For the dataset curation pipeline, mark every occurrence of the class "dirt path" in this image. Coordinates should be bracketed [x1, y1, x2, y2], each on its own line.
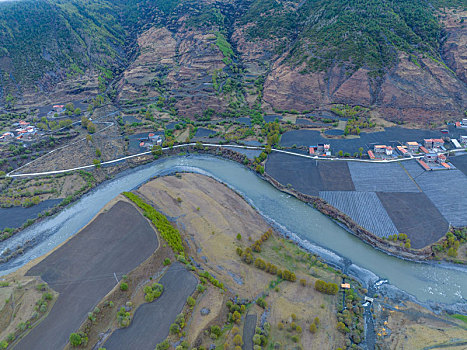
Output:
[14, 201, 159, 350]
[103, 263, 197, 350]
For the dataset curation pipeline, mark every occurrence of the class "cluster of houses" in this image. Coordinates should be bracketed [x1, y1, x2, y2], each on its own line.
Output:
[138, 133, 164, 149]
[308, 143, 331, 156]
[0, 120, 38, 142]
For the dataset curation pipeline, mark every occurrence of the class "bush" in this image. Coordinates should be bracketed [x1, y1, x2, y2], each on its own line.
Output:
[187, 296, 196, 307]
[155, 340, 170, 350]
[123, 193, 184, 253]
[120, 282, 128, 291]
[309, 323, 317, 333]
[144, 283, 163, 302]
[233, 334, 243, 346]
[163, 258, 171, 266]
[256, 297, 267, 309]
[170, 323, 180, 334]
[69, 333, 82, 346]
[314, 280, 338, 295]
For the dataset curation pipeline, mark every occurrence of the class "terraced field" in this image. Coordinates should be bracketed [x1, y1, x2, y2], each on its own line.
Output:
[348, 162, 420, 192]
[402, 161, 467, 227]
[319, 191, 399, 238]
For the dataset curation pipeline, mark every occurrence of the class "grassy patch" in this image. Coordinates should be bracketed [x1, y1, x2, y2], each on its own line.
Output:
[123, 192, 184, 254]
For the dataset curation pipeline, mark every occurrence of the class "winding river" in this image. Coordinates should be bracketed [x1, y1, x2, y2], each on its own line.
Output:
[1, 155, 466, 306]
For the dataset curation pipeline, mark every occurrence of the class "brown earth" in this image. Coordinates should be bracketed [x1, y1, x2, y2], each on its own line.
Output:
[374, 300, 467, 350]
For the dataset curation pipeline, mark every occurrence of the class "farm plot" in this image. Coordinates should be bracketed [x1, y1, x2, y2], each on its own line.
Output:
[318, 162, 355, 191]
[195, 127, 217, 138]
[16, 200, 159, 350]
[266, 152, 323, 196]
[402, 161, 467, 227]
[243, 314, 257, 350]
[377, 192, 449, 249]
[0, 198, 62, 230]
[319, 191, 398, 238]
[104, 263, 197, 350]
[450, 154, 467, 177]
[348, 162, 420, 192]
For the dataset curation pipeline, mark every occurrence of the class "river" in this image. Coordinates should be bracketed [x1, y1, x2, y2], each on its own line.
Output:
[0, 155, 466, 306]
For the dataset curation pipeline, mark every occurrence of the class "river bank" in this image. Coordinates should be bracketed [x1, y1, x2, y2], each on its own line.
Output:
[0, 144, 463, 266]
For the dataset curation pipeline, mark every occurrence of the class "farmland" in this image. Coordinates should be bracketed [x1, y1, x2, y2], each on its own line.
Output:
[103, 263, 197, 350]
[14, 199, 159, 350]
[319, 191, 398, 238]
[401, 161, 467, 227]
[348, 162, 419, 193]
[265, 153, 465, 249]
[377, 192, 449, 249]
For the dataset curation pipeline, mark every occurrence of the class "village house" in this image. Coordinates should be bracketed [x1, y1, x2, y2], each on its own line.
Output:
[424, 153, 438, 162]
[424, 139, 433, 149]
[396, 146, 410, 157]
[461, 135, 467, 145]
[406, 141, 419, 152]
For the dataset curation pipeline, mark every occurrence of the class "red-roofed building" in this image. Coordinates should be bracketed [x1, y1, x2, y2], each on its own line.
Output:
[309, 146, 315, 155]
[418, 160, 431, 171]
[432, 139, 444, 148]
[368, 150, 375, 159]
[441, 162, 450, 169]
[419, 146, 429, 154]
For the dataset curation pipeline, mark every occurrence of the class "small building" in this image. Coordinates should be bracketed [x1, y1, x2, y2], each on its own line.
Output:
[437, 154, 447, 162]
[396, 146, 409, 156]
[385, 146, 393, 156]
[419, 146, 429, 154]
[452, 139, 462, 149]
[374, 145, 387, 154]
[308, 146, 315, 155]
[0, 132, 14, 141]
[441, 162, 450, 169]
[424, 153, 438, 162]
[406, 141, 419, 152]
[462, 118, 467, 126]
[341, 283, 351, 289]
[461, 136, 467, 145]
[424, 139, 433, 149]
[368, 150, 375, 159]
[148, 133, 163, 146]
[317, 143, 330, 152]
[432, 139, 444, 148]
[456, 122, 462, 128]
[418, 160, 431, 171]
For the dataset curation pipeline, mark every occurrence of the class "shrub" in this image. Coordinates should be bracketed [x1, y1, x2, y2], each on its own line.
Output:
[163, 258, 171, 266]
[187, 296, 196, 307]
[120, 282, 128, 291]
[256, 297, 267, 309]
[69, 333, 82, 346]
[236, 233, 242, 240]
[155, 340, 170, 350]
[170, 323, 180, 334]
[233, 334, 243, 346]
[309, 323, 317, 334]
[253, 334, 261, 345]
[123, 193, 184, 253]
[144, 283, 163, 302]
[299, 279, 307, 286]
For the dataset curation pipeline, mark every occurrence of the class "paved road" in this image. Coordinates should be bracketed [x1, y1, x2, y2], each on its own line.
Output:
[15, 201, 159, 350]
[104, 263, 197, 350]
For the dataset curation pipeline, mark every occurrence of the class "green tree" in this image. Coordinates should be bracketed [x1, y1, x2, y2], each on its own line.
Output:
[69, 333, 82, 346]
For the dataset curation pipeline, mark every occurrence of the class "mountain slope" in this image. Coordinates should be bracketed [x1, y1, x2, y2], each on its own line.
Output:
[1, 0, 466, 124]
